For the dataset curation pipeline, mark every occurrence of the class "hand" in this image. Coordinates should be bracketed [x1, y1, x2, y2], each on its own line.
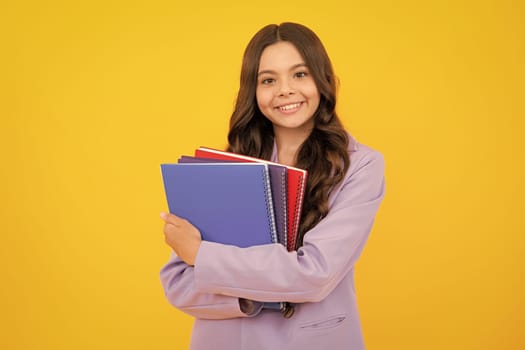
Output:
[160, 212, 202, 266]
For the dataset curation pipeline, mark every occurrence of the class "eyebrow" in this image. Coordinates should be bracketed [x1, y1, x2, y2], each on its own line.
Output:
[257, 63, 308, 76]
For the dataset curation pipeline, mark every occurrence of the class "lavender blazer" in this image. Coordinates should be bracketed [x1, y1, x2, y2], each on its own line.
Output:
[160, 136, 385, 350]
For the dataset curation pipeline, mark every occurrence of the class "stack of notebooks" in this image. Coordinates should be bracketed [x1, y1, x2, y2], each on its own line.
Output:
[161, 147, 308, 251]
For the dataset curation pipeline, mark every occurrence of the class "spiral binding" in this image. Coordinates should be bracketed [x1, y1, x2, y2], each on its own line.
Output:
[262, 165, 278, 244]
[291, 174, 306, 250]
[280, 170, 288, 248]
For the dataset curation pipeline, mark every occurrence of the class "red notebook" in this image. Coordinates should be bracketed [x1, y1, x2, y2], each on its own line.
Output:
[195, 147, 307, 251]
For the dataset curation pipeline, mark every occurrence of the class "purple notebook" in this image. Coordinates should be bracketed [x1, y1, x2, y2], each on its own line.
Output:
[178, 156, 288, 248]
[161, 163, 278, 248]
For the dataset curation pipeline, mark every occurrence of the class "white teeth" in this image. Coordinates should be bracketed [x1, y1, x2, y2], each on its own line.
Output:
[279, 103, 301, 111]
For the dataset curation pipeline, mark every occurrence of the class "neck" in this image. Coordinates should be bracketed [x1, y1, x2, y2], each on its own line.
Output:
[274, 127, 312, 166]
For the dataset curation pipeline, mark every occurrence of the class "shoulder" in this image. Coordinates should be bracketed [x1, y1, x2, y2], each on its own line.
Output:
[346, 134, 385, 177]
[326, 133, 386, 210]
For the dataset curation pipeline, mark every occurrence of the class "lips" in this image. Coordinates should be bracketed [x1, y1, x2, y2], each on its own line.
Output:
[276, 102, 302, 112]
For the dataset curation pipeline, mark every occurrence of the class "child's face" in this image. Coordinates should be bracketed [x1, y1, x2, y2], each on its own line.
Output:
[256, 41, 320, 135]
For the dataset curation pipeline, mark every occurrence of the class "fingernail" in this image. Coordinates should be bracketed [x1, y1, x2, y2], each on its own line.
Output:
[160, 212, 167, 220]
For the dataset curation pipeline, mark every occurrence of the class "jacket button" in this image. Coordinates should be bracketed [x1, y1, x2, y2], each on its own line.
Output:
[281, 303, 295, 319]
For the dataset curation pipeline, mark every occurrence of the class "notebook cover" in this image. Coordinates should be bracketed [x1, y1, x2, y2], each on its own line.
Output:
[161, 163, 277, 248]
[178, 156, 288, 248]
[194, 147, 307, 251]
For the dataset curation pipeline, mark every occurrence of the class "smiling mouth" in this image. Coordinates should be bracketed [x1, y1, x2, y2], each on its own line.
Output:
[277, 102, 302, 112]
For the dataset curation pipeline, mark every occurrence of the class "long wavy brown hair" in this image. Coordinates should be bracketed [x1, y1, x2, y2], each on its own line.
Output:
[227, 22, 350, 248]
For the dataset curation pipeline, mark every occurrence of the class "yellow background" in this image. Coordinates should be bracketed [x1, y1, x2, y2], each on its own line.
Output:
[1, 0, 523, 349]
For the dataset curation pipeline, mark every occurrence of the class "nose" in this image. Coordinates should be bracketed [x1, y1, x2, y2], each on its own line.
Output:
[277, 79, 295, 96]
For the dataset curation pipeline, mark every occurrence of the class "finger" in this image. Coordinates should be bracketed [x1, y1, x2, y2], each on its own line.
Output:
[160, 212, 186, 226]
[163, 222, 177, 233]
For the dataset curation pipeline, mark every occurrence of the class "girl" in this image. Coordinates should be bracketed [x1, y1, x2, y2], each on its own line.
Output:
[160, 22, 385, 350]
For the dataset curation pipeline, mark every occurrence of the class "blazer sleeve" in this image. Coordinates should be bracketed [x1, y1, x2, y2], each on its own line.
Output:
[160, 252, 250, 319]
[192, 148, 385, 303]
